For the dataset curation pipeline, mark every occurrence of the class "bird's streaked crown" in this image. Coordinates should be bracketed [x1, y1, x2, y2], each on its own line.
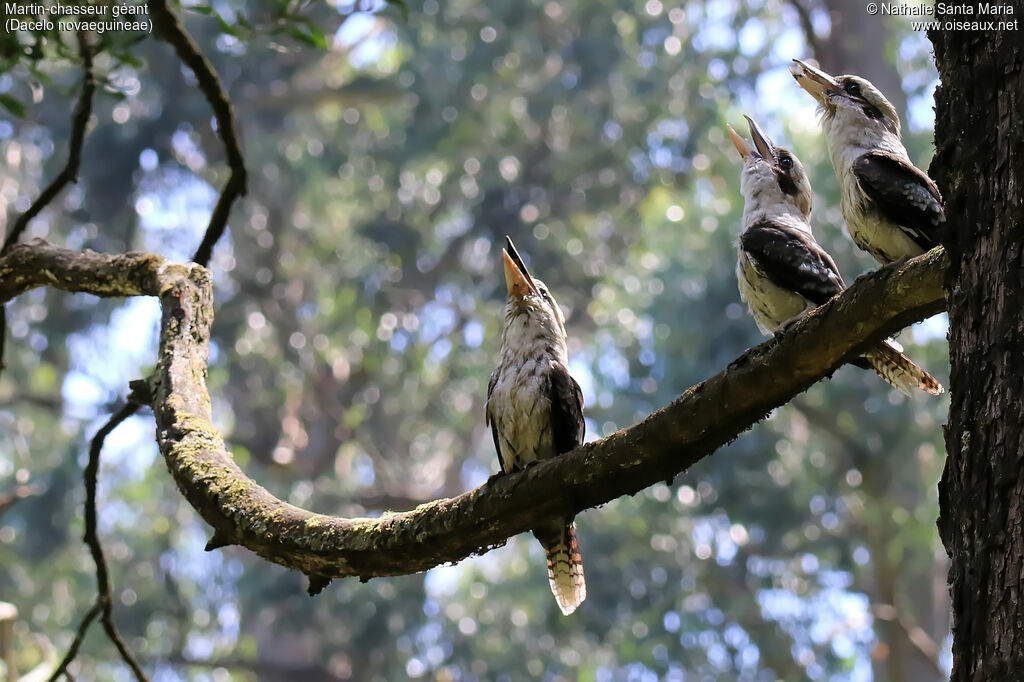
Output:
[727, 116, 813, 219]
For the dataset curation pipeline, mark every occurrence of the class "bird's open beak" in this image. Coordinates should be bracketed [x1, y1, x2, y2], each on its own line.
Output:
[744, 115, 775, 160]
[790, 58, 841, 103]
[503, 236, 538, 300]
[727, 125, 755, 160]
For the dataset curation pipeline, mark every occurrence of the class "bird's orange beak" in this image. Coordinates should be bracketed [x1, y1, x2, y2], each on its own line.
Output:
[727, 124, 754, 160]
[503, 236, 538, 300]
[791, 58, 841, 104]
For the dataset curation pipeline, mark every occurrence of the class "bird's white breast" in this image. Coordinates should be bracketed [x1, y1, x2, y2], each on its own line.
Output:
[488, 357, 556, 472]
[488, 310, 568, 472]
[826, 125, 925, 263]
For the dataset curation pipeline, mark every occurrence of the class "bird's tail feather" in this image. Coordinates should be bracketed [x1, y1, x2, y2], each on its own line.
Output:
[535, 520, 586, 616]
[863, 341, 943, 396]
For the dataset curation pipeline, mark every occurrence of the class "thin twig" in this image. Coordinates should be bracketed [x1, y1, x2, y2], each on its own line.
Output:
[0, 483, 41, 520]
[84, 404, 139, 602]
[48, 602, 102, 682]
[1, 32, 95, 255]
[790, 397, 875, 471]
[45, 389, 153, 681]
[787, 0, 825, 63]
[149, 0, 247, 268]
[0, 32, 95, 374]
[871, 603, 946, 677]
[98, 610, 148, 682]
[76, 401, 149, 681]
[796, 399, 947, 675]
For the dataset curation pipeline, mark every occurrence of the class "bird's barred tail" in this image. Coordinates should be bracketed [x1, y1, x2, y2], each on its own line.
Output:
[535, 521, 586, 616]
[863, 341, 943, 396]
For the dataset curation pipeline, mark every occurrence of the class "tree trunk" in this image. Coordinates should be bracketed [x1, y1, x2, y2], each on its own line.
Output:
[931, 25, 1024, 682]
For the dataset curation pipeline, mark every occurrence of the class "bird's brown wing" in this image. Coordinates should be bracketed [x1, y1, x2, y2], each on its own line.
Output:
[485, 370, 506, 472]
[852, 151, 944, 251]
[548, 362, 585, 455]
[739, 221, 846, 305]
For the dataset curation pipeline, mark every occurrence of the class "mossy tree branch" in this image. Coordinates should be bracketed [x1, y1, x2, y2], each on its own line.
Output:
[0, 240, 947, 590]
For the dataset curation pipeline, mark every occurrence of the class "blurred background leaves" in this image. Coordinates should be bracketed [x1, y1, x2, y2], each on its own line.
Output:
[0, 0, 949, 679]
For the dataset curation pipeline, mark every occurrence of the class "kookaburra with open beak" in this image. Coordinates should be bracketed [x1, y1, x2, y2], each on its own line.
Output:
[790, 59, 944, 265]
[485, 236, 586, 615]
[728, 115, 943, 396]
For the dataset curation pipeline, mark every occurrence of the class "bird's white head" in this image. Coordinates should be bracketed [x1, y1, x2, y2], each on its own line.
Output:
[728, 115, 813, 221]
[500, 236, 568, 360]
[790, 59, 902, 146]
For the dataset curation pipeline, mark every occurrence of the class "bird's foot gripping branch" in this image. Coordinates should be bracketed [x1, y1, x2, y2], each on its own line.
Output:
[0, 240, 947, 591]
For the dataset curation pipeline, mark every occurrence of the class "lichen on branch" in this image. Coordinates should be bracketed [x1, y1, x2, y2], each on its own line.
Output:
[0, 240, 947, 588]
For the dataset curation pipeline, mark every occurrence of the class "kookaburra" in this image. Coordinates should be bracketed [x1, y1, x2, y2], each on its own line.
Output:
[728, 115, 943, 396]
[485, 236, 586, 615]
[790, 59, 944, 265]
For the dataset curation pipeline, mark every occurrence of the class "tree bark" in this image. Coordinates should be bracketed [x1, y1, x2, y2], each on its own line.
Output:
[931, 25, 1024, 682]
[0, 240, 946, 588]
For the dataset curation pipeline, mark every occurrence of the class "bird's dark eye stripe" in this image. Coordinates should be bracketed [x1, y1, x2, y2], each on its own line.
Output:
[777, 173, 799, 197]
[862, 104, 883, 120]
